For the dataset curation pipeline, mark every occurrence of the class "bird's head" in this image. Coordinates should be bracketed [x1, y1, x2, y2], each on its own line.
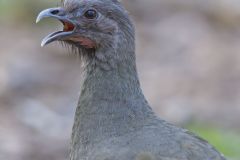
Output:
[36, 0, 135, 58]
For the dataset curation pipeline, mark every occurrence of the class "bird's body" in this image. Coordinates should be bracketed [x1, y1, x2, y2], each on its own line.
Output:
[69, 51, 225, 160]
[37, 0, 226, 160]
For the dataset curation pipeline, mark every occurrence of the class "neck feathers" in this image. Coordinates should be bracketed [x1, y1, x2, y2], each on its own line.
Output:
[70, 24, 155, 158]
[81, 46, 140, 101]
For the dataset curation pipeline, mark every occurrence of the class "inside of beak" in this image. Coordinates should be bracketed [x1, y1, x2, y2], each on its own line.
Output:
[61, 20, 75, 32]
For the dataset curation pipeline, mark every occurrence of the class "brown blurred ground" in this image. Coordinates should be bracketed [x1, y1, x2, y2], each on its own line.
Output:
[0, 0, 240, 160]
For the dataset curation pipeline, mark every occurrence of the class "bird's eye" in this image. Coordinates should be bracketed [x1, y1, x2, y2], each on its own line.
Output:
[84, 9, 97, 19]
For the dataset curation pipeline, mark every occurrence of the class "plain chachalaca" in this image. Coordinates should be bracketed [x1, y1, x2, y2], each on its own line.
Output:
[36, 0, 226, 160]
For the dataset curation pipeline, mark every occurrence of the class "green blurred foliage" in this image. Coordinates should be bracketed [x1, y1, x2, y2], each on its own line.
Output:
[0, 0, 58, 23]
[187, 124, 240, 160]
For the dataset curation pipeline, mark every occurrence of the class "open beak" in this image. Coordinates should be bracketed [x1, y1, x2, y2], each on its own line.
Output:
[36, 8, 76, 47]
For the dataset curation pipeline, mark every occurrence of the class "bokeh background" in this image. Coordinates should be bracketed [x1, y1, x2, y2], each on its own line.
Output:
[0, 0, 240, 160]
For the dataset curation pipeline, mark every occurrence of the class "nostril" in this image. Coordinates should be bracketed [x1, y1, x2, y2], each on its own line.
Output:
[51, 9, 60, 15]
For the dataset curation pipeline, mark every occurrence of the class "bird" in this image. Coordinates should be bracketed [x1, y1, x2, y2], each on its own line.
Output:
[36, 0, 226, 160]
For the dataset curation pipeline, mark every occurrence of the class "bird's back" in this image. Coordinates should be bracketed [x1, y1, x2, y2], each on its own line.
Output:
[75, 118, 226, 160]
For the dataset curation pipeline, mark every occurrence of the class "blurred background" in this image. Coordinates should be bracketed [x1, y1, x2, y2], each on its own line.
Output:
[0, 0, 240, 160]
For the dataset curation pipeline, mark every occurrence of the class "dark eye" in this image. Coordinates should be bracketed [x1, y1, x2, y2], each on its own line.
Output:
[84, 9, 97, 19]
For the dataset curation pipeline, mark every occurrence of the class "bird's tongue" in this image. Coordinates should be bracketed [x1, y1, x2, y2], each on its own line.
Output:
[62, 21, 75, 32]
